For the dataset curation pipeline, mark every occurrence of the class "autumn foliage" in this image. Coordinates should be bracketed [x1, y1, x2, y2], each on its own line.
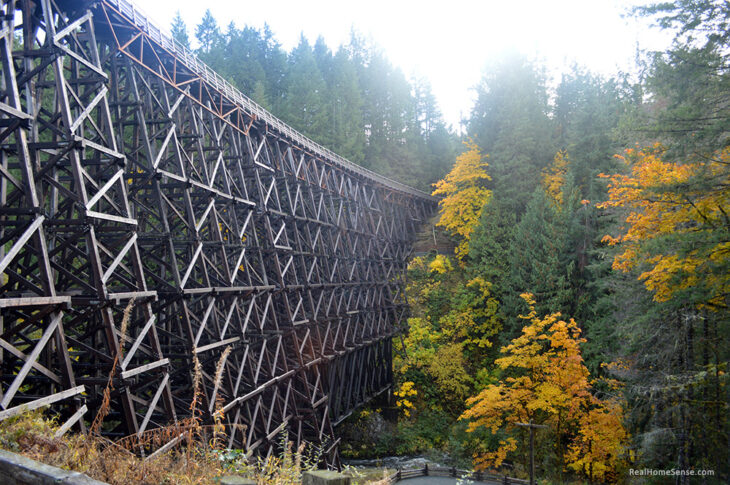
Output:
[432, 140, 492, 259]
[599, 144, 730, 309]
[460, 294, 628, 481]
[396, 256, 501, 408]
[542, 149, 570, 209]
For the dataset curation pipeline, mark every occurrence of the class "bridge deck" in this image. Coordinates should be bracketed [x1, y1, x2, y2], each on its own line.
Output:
[0, 0, 436, 464]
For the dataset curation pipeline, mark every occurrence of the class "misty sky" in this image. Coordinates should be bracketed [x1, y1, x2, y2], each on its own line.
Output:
[136, 0, 672, 128]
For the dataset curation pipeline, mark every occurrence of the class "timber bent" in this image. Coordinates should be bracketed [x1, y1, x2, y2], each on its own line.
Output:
[0, 0, 436, 465]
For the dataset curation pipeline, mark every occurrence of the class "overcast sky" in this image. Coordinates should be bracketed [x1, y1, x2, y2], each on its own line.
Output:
[138, 0, 673, 128]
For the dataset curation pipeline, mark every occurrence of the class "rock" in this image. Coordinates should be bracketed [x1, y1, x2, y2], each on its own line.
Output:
[219, 476, 256, 485]
[302, 470, 352, 485]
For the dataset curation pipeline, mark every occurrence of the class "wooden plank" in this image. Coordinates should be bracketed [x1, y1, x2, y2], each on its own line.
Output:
[107, 291, 156, 303]
[193, 298, 215, 348]
[85, 167, 123, 210]
[195, 199, 215, 233]
[53, 41, 108, 79]
[70, 85, 108, 133]
[195, 336, 239, 355]
[180, 242, 202, 288]
[85, 210, 137, 226]
[74, 135, 124, 160]
[121, 358, 169, 379]
[146, 433, 184, 461]
[152, 125, 176, 169]
[53, 11, 93, 43]
[121, 315, 156, 370]
[0, 338, 61, 384]
[0, 101, 32, 120]
[0, 313, 62, 409]
[54, 404, 88, 437]
[0, 385, 85, 420]
[137, 373, 169, 435]
[0, 296, 70, 308]
[0, 216, 44, 276]
[101, 233, 137, 283]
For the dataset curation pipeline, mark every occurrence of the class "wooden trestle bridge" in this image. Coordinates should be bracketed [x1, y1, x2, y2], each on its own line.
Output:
[0, 0, 435, 465]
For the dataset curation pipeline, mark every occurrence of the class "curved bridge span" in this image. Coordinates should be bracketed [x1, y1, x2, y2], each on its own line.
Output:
[0, 0, 436, 463]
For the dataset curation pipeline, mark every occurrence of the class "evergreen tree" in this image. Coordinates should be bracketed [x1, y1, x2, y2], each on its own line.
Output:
[412, 77, 455, 186]
[468, 52, 555, 214]
[467, 197, 517, 301]
[281, 35, 330, 145]
[170, 11, 190, 49]
[412, 76, 442, 139]
[312, 36, 333, 81]
[259, 24, 289, 113]
[223, 25, 267, 96]
[195, 9, 221, 55]
[503, 188, 572, 330]
[554, 67, 625, 201]
[329, 48, 365, 164]
[631, 2, 730, 157]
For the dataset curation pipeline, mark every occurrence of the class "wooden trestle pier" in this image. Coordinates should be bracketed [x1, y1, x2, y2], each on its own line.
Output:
[0, 0, 436, 464]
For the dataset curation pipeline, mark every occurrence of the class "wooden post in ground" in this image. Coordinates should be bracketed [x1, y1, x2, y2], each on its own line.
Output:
[516, 420, 548, 485]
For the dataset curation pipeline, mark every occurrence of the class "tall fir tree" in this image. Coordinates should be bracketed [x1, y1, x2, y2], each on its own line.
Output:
[170, 11, 190, 49]
[195, 9, 221, 55]
[281, 35, 330, 145]
[468, 52, 555, 214]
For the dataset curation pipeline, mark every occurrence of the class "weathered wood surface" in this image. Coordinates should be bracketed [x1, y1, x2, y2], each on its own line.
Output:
[0, 448, 108, 485]
[391, 466, 529, 485]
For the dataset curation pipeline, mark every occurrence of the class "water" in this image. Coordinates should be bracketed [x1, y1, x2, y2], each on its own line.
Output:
[399, 478, 501, 485]
[343, 454, 449, 470]
[343, 455, 505, 485]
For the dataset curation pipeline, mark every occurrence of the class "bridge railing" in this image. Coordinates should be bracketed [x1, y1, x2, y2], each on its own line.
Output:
[389, 465, 529, 484]
[104, 0, 435, 201]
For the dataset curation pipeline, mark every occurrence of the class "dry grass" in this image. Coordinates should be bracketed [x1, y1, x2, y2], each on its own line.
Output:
[0, 408, 220, 484]
[0, 407, 335, 485]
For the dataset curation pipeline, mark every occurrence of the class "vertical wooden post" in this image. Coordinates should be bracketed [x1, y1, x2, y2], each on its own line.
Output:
[529, 423, 535, 485]
[516, 420, 547, 485]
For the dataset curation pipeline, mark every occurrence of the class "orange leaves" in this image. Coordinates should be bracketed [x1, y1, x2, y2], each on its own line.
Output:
[473, 438, 517, 471]
[432, 140, 492, 259]
[598, 144, 730, 307]
[461, 295, 628, 476]
[638, 254, 701, 302]
[567, 399, 629, 482]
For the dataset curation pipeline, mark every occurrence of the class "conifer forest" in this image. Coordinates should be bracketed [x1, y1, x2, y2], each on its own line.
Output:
[171, 2, 729, 483]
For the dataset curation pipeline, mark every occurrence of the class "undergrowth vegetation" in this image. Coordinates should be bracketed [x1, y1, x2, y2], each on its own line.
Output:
[0, 408, 331, 485]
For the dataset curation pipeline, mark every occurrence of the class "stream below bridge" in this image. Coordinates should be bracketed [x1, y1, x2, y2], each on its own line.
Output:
[343, 456, 510, 485]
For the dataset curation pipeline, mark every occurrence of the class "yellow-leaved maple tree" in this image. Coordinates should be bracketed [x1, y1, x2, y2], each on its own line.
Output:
[599, 144, 730, 308]
[460, 294, 627, 481]
[432, 140, 492, 259]
[542, 149, 570, 209]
